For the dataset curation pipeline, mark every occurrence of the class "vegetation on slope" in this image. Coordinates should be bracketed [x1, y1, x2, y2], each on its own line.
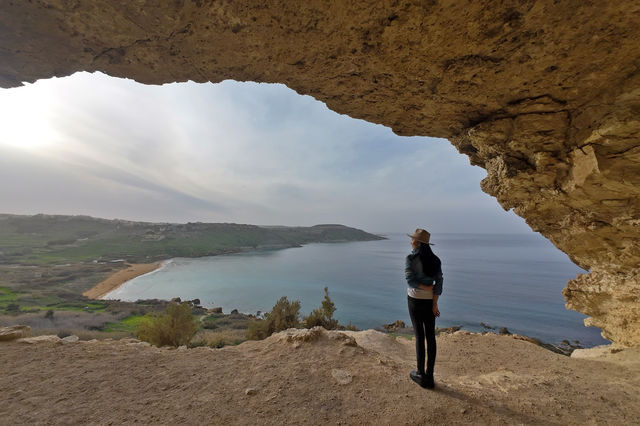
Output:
[0, 213, 384, 265]
[0, 214, 380, 343]
[246, 287, 356, 340]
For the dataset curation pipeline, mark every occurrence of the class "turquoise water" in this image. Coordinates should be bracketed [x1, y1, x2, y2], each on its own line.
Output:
[105, 232, 608, 347]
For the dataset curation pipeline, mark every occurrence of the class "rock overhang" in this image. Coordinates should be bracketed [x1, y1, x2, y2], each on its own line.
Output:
[1, 0, 639, 345]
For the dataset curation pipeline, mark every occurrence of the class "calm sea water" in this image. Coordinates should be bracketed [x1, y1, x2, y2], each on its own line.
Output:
[105, 232, 608, 347]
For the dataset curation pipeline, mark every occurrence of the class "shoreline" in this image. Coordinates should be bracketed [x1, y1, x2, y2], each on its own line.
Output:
[83, 262, 164, 300]
[86, 278, 599, 351]
[78, 262, 594, 353]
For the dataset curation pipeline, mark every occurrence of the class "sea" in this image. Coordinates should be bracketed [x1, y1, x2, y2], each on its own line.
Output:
[104, 232, 609, 347]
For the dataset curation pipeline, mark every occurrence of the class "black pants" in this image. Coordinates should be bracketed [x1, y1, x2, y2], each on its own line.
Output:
[407, 296, 436, 375]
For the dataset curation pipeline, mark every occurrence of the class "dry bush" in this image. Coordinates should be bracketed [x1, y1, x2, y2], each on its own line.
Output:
[136, 302, 199, 347]
[303, 287, 339, 330]
[246, 296, 300, 340]
[190, 328, 246, 348]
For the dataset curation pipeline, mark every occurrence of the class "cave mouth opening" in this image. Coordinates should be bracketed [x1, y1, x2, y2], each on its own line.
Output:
[0, 70, 526, 234]
[0, 71, 610, 347]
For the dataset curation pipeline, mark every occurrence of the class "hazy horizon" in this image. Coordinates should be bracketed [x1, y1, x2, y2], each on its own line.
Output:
[1, 72, 533, 234]
[0, 211, 542, 237]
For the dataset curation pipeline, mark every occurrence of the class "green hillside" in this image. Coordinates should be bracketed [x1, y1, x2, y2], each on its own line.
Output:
[0, 214, 384, 265]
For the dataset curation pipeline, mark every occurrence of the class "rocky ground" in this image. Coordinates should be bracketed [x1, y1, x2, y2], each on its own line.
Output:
[1, 327, 639, 425]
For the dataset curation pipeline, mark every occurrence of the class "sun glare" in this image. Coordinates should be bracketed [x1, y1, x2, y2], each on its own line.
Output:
[0, 83, 58, 151]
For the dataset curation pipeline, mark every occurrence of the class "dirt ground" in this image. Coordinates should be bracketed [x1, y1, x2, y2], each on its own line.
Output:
[1, 328, 639, 425]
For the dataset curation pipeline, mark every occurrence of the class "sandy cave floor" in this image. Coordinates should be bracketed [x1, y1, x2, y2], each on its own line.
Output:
[1, 328, 639, 425]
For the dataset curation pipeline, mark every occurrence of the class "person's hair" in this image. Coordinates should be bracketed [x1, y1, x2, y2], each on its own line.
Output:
[418, 242, 441, 276]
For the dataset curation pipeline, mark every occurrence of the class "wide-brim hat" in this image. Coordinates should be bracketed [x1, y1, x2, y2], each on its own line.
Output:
[407, 228, 434, 245]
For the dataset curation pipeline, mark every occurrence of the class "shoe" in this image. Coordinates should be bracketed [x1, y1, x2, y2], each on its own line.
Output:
[410, 370, 426, 388]
[424, 373, 435, 389]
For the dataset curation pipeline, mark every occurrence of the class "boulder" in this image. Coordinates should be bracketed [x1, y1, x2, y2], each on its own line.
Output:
[437, 326, 462, 335]
[191, 306, 207, 315]
[383, 320, 406, 331]
[0, 325, 32, 342]
[571, 344, 628, 359]
[17, 335, 62, 344]
[61, 335, 80, 344]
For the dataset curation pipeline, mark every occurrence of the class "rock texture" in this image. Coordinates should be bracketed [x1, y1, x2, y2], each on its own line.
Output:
[0, 325, 31, 342]
[1, 1, 639, 344]
[17, 335, 62, 345]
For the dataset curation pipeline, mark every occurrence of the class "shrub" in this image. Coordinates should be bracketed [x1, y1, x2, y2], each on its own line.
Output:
[201, 315, 219, 330]
[246, 296, 301, 340]
[6, 303, 20, 313]
[246, 319, 268, 340]
[187, 339, 208, 349]
[44, 309, 54, 320]
[135, 302, 199, 347]
[195, 329, 246, 348]
[303, 287, 339, 330]
[209, 337, 226, 349]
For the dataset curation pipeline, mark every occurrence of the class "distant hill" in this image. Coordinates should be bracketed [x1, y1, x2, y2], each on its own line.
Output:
[0, 214, 385, 265]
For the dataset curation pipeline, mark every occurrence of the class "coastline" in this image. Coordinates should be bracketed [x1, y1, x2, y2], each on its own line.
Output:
[83, 262, 164, 300]
[79, 258, 592, 353]
[73, 236, 603, 348]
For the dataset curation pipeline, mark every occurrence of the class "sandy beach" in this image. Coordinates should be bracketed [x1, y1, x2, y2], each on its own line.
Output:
[83, 262, 162, 299]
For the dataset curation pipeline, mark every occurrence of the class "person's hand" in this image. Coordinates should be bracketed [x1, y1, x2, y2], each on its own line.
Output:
[433, 303, 440, 317]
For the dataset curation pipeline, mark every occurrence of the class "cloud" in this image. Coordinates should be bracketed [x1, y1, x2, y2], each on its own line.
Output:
[0, 72, 532, 233]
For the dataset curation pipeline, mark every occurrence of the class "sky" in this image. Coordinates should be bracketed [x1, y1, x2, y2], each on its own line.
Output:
[0, 71, 533, 234]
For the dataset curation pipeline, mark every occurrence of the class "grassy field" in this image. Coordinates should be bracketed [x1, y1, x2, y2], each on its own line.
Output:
[0, 287, 18, 309]
[103, 314, 151, 333]
[0, 258, 254, 346]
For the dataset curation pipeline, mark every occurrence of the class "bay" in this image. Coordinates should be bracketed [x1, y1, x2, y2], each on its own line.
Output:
[105, 232, 609, 347]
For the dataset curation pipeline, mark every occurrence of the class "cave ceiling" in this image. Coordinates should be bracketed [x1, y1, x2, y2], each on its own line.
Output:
[1, 0, 639, 345]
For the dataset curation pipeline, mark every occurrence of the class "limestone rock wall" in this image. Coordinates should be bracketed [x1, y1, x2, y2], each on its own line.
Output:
[1, 1, 639, 344]
[452, 73, 640, 346]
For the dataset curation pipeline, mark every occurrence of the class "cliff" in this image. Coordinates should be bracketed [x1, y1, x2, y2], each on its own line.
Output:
[1, 328, 639, 424]
[1, 1, 638, 344]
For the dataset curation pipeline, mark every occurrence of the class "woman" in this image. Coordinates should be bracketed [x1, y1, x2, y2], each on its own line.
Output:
[405, 228, 443, 389]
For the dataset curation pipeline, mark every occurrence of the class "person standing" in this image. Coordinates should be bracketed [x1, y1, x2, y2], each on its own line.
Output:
[405, 228, 443, 389]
